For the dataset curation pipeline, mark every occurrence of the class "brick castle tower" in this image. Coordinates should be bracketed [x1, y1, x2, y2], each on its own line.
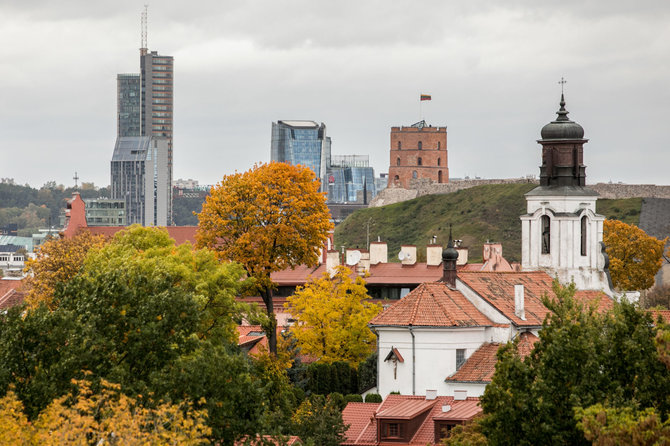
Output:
[387, 120, 448, 188]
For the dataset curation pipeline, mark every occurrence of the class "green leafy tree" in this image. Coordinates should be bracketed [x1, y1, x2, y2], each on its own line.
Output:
[576, 404, 670, 445]
[285, 266, 381, 366]
[291, 394, 348, 446]
[480, 281, 670, 445]
[196, 162, 333, 354]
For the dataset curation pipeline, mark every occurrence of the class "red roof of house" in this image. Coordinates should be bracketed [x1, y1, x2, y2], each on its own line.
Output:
[369, 282, 495, 327]
[446, 332, 539, 383]
[650, 309, 670, 323]
[84, 226, 198, 246]
[0, 279, 25, 310]
[458, 271, 612, 327]
[234, 435, 302, 445]
[342, 403, 379, 446]
[343, 395, 482, 445]
[445, 343, 501, 383]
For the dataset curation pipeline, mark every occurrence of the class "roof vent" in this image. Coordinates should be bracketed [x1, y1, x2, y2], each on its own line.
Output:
[426, 389, 437, 400]
[514, 284, 526, 320]
[454, 390, 467, 401]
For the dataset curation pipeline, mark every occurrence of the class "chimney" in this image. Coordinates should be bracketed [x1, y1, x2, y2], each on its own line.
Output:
[455, 248, 468, 266]
[483, 242, 503, 261]
[426, 245, 442, 266]
[442, 226, 458, 289]
[514, 284, 525, 320]
[369, 241, 388, 264]
[454, 390, 467, 401]
[357, 250, 370, 275]
[426, 389, 437, 400]
[400, 245, 417, 265]
[326, 250, 340, 277]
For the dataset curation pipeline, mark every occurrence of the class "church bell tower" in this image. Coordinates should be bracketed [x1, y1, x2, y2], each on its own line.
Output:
[520, 89, 611, 294]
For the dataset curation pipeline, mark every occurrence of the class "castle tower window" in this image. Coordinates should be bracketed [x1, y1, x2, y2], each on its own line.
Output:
[581, 216, 587, 256]
[397, 141, 401, 150]
[438, 170, 443, 183]
[412, 171, 418, 179]
[397, 157, 401, 166]
[541, 215, 551, 254]
[418, 141, 423, 150]
[417, 157, 422, 166]
[437, 157, 441, 166]
[438, 141, 441, 149]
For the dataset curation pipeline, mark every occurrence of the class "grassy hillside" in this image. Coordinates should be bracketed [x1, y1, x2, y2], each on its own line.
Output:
[334, 184, 642, 263]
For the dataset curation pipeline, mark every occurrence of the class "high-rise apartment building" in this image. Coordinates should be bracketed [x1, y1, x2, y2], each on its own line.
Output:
[271, 120, 331, 190]
[111, 136, 169, 226]
[387, 120, 448, 188]
[112, 43, 173, 225]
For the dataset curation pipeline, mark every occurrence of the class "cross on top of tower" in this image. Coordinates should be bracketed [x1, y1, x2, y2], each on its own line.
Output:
[73, 171, 79, 189]
[558, 77, 567, 94]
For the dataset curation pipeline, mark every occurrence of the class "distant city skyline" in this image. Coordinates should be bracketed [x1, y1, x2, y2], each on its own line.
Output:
[2, 1, 669, 188]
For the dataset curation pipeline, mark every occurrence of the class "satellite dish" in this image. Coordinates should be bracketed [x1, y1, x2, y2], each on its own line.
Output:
[346, 250, 362, 266]
[398, 251, 405, 261]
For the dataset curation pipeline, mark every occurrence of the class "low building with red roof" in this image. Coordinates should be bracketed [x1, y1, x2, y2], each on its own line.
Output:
[0, 278, 25, 310]
[370, 241, 612, 399]
[342, 393, 482, 445]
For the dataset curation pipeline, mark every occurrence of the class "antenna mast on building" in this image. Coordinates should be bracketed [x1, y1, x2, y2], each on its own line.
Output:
[140, 5, 148, 55]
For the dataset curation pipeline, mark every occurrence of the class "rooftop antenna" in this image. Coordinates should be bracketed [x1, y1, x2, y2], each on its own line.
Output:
[141, 5, 148, 55]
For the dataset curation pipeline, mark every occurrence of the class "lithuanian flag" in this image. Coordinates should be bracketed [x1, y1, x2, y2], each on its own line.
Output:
[420, 94, 432, 101]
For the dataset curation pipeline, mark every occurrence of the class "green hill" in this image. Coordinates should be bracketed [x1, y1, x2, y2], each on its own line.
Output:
[334, 184, 641, 263]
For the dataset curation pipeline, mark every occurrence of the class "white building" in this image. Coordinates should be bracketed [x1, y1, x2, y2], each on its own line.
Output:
[371, 94, 614, 399]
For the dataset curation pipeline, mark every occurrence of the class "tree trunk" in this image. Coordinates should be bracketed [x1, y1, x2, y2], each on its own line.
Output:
[260, 286, 278, 355]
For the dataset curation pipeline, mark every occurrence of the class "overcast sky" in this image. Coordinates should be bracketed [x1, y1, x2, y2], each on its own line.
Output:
[1, 0, 669, 189]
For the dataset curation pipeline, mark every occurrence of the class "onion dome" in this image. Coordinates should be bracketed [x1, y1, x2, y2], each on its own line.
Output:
[540, 94, 584, 140]
[442, 227, 459, 262]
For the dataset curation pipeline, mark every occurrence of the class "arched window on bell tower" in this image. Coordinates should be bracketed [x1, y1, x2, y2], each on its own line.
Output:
[541, 215, 551, 254]
[580, 216, 587, 256]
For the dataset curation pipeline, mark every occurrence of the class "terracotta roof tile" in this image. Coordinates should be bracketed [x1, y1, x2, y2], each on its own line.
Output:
[650, 309, 670, 323]
[342, 402, 379, 445]
[0, 279, 25, 310]
[369, 282, 494, 327]
[84, 226, 198, 246]
[458, 271, 612, 327]
[446, 343, 500, 383]
[376, 398, 435, 419]
[516, 331, 539, 357]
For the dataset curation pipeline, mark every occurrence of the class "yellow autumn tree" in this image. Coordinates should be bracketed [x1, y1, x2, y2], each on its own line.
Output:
[285, 266, 381, 366]
[24, 231, 105, 310]
[196, 162, 333, 354]
[0, 390, 31, 445]
[603, 219, 667, 291]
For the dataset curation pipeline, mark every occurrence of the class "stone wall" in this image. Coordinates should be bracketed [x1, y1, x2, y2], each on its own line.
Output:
[371, 179, 670, 208]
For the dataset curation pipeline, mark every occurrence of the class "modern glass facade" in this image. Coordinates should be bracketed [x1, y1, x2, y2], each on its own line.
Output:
[271, 121, 331, 190]
[110, 136, 169, 226]
[327, 166, 376, 203]
[84, 199, 126, 226]
[117, 74, 141, 137]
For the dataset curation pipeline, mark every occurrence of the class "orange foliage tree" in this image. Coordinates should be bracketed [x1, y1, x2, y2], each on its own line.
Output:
[196, 162, 333, 354]
[23, 231, 105, 310]
[603, 219, 667, 291]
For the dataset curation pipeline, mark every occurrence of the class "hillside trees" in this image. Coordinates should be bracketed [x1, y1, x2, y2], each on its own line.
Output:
[285, 266, 381, 366]
[603, 219, 666, 291]
[196, 162, 333, 354]
[480, 281, 670, 445]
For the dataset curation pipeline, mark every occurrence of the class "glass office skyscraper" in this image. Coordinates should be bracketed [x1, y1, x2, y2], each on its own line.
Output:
[271, 121, 331, 191]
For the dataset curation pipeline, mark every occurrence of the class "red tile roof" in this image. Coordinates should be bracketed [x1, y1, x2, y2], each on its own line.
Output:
[446, 332, 539, 383]
[445, 343, 500, 383]
[342, 403, 379, 446]
[0, 279, 25, 310]
[83, 226, 198, 246]
[650, 309, 670, 323]
[376, 398, 435, 419]
[369, 282, 495, 327]
[458, 271, 612, 327]
[343, 394, 482, 445]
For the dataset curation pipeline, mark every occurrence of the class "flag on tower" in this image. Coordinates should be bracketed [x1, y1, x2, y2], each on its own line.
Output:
[420, 94, 432, 101]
